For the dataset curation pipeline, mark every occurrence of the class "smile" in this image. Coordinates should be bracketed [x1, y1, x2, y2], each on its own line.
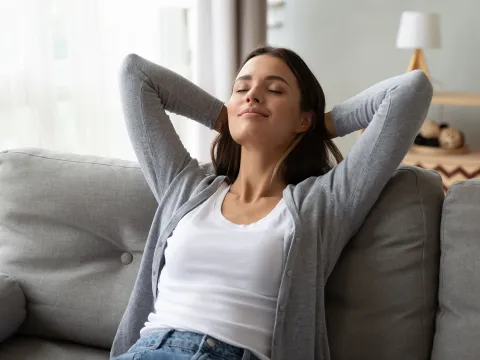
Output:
[239, 107, 269, 117]
[241, 112, 267, 117]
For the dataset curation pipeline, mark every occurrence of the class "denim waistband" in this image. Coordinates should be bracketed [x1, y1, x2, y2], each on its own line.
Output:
[134, 329, 256, 360]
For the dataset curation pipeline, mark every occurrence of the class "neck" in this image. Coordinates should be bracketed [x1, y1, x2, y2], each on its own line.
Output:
[229, 147, 287, 203]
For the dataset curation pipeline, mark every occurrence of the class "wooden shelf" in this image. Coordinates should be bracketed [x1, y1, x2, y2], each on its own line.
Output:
[432, 92, 480, 107]
[404, 149, 480, 166]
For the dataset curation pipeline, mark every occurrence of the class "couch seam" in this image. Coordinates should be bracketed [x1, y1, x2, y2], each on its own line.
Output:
[431, 173, 449, 357]
[395, 166, 442, 357]
[2, 150, 141, 170]
[414, 168, 429, 356]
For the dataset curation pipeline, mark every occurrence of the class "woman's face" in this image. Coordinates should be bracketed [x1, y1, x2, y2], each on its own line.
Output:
[226, 55, 310, 151]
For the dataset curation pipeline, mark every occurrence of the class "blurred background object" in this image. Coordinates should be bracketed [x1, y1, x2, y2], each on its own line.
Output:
[396, 11, 441, 78]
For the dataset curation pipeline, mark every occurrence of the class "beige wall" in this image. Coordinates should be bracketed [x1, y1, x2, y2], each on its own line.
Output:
[268, 0, 480, 154]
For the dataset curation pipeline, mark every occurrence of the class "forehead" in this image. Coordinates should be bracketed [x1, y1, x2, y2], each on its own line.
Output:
[236, 55, 295, 82]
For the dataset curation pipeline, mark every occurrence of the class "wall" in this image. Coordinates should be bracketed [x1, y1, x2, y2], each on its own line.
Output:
[268, 0, 480, 154]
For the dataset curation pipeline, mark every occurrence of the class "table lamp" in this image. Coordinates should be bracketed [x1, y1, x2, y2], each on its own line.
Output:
[396, 11, 441, 77]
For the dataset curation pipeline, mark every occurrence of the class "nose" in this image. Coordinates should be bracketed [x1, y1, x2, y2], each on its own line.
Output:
[245, 88, 262, 104]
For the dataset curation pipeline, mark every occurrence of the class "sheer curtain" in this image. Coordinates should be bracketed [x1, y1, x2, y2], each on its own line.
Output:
[0, 0, 193, 161]
[0, 0, 266, 162]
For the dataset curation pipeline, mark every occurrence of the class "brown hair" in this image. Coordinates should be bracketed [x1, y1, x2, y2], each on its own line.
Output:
[210, 45, 343, 186]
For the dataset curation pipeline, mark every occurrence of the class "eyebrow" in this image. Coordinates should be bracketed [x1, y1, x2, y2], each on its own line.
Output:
[234, 74, 290, 88]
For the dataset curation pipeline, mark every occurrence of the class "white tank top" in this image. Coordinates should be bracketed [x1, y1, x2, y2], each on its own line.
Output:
[140, 181, 294, 360]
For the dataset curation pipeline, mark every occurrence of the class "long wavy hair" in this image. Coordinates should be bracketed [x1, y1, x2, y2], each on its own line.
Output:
[210, 45, 343, 186]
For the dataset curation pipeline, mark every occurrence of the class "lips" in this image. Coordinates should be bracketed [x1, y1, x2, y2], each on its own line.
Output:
[239, 107, 269, 117]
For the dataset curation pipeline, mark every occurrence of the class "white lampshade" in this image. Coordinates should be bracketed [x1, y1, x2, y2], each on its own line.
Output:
[396, 11, 441, 49]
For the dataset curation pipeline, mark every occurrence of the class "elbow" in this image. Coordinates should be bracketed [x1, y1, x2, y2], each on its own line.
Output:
[119, 53, 143, 81]
[408, 70, 433, 99]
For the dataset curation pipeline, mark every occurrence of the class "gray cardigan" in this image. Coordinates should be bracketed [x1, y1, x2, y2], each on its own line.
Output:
[110, 54, 433, 360]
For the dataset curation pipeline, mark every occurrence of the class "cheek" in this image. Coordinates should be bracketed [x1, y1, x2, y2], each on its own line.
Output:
[225, 102, 240, 139]
[271, 101, 300, 130]
[226, 96, 241, 119]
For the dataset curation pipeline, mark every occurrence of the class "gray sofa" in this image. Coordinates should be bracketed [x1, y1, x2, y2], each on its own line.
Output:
[0, 148, 478, 360]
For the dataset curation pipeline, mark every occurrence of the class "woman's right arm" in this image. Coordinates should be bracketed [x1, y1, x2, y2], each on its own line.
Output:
[119, 54, 225, 202]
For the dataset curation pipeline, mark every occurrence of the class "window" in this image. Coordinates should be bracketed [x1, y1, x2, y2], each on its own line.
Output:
[0, 0, 195, 160]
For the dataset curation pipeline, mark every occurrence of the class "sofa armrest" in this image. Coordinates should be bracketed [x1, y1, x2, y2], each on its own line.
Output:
[0, 273, 26, 342]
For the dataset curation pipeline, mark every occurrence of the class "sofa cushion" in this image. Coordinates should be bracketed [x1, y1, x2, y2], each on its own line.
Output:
[0, 148, 157, 349]
[431, 179, 480, 360]
[326, 165, 444, 360]
[0, 336, 108, 360]
[0, 273, 26, 342]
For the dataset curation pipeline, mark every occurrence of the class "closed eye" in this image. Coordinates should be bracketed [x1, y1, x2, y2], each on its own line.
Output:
[235, 89, 282, 94]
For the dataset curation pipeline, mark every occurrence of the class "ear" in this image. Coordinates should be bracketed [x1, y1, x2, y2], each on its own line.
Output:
[295, 111, 313, 134]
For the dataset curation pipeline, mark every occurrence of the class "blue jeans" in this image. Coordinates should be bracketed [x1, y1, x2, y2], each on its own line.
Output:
[111, 329, 260, 360]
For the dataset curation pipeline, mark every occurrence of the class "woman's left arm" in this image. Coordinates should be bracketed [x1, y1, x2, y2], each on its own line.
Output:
[313, 70, 433, 278]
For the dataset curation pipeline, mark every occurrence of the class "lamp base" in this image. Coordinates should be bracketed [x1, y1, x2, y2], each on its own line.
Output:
[407, 48, 431, 77]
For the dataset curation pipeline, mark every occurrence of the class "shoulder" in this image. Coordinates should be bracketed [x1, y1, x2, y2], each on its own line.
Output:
[199, 161, 216, 176]
[285, 175, 330, 210]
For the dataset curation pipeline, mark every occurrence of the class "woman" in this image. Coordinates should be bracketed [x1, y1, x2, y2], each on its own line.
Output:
[111, 46, 433, 360]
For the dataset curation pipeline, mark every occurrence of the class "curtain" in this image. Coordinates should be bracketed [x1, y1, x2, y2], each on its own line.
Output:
[0, 0, 266, 162]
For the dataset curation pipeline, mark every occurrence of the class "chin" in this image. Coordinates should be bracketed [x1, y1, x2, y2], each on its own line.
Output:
[230, 119, 283, 147]
[233, 134, 275, 151]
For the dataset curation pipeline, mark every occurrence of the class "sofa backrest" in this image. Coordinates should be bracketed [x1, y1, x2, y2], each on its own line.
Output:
[326, 165, 444, 360]
[431, 179, 480, 360]
[0, 148, 448, 357]
[0, 148, 157, 350]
